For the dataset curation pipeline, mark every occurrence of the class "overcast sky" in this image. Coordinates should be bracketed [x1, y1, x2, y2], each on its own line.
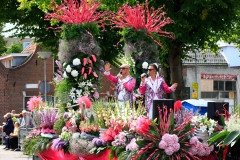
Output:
[2, 23, 16, 37]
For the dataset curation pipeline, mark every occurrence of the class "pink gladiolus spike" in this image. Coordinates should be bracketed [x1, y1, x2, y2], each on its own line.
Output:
[81, 67, 85, 75]
[93, 72, 98, 78]
[91, 54, 97, 62]
[84, 73, 87, 79]
[88, 59, 92, 66]
[88, 67, 92, 75]
[83, 58, 87, 66]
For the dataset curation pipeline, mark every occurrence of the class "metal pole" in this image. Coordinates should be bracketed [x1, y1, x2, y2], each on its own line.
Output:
[44, 58, 47, 102]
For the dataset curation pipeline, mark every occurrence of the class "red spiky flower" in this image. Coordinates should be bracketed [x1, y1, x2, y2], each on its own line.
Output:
[111, 0, 174, 47]
[45, 0, 108, 28]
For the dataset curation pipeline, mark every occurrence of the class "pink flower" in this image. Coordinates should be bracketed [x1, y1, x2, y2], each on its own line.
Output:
[27, 96, 43, 112]
[77, 96, 92, 108]
[189, 147, 198, 155]
[165, 147, 175, 155]
[129, 120, 137, 132]
[174, 100, 182, 111]
[172, 134, 179, 143]
[162, 133, 172, 142]
[172, 143, 180, 152]
[190, 136, 198, 143]
[158, 140, 167, 149]
[93, 91, 99, 99]
[136, 116, 151, 134]
[100, 127, 118, 142]
[126, 138, 138, 151]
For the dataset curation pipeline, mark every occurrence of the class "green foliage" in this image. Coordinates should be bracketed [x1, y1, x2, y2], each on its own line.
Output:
[223, 131, 240, 146]
[2, 41, 23, 55]
[17, 0, 62, 12]
[61, 23, 100, 41]
[0, 1, 60, 57]
[0, 23, 7, 54]
[22, 136, 52, 155]
[207, 130, 229, 146]
[54, 79, 73, 103]
[53, 118, 66, 134]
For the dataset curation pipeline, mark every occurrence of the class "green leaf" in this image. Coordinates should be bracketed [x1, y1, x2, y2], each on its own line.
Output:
[221, 115, 226, 126]
[207, 130, 229, 145]
[223, 131, 240, 146]
[138, 51, 143, 56]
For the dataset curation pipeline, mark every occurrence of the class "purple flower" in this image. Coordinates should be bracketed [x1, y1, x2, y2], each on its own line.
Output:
[51, 138, 69, 150]
[55, 60, 63, 71]
[99, 67, 104, 73]
[92, 138, 106, 147]
[63, 112, 70, 120]
[100, 60, 104, 66]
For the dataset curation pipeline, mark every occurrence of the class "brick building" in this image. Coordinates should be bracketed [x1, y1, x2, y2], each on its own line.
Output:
[0, 43, 54, 119]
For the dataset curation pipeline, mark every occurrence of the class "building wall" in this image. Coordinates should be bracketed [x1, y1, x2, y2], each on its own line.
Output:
[0, 47, 54, 119]
[184, 65, 240, 104]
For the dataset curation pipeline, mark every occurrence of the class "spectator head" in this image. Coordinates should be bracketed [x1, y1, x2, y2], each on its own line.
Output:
[14, 122, 20, 127]
[6, 113, 12, 118]
[3, 115, 7, 120]
[22, 110, 27, 117]
[11, 110, 16, 114]
[19, 113, 23, 118]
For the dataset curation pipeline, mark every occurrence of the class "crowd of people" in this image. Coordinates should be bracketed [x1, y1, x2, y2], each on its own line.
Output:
[0, 110, 33, 151]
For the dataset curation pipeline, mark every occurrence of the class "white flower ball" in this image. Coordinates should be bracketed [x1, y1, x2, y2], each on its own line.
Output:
[73, 58, 81, 66]
[63, 72, 68, 78]
[66, 65, 72, 73]
[142, 61, 148, 69]
[72, 132, 81, 139]
[71, 70, 79, 77]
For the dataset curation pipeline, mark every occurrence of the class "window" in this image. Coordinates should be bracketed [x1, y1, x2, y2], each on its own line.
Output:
[201, 92, 218, 98]
[213, 81, 236, 91]
[219, 92, 229, 98]
[225, 81, 236, 91]
[23, 42, 31, 50]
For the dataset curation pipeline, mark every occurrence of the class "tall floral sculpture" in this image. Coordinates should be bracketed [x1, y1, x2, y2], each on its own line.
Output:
[46, 0, 107, 108]
[110, 1, 174, 84]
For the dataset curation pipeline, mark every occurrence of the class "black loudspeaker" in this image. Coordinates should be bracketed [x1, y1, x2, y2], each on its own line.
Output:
[207, 102, 229, 126]
[152, 99, 174, 120]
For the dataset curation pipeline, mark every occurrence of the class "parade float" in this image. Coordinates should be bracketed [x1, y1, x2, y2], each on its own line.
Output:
[21, 0, 240, 159]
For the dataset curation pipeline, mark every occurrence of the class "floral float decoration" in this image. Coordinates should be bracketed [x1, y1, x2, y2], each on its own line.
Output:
[46, 0, 107, 107]
[110, 0, 175, 85]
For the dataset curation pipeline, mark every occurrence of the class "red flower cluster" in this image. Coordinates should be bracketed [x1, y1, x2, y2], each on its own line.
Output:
[77, 96, 92, 108]
[174, 100, 182, 111]
[100, 127, 120, 142]
[111, 1, 174, 47]
[136, 116, 151, 134]
[45, 0, 108, 27]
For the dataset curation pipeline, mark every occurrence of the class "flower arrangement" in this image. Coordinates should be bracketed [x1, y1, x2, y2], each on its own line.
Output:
[38, 108, 59, 134]
[27, 96, 44, 112]
[192, 113, 217, 135]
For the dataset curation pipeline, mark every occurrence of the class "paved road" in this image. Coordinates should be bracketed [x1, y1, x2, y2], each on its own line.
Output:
[0, 145, 31, 160]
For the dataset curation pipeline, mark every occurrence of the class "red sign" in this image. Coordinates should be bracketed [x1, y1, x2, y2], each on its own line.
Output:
[201, 74, 237, 80]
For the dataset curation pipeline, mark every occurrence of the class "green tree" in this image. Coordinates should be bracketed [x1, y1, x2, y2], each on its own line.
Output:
[0, 0, 60, 57]
[2, 41, 23, 55]
[0, 0, 121, 62]
[0, 23, 7, 55]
